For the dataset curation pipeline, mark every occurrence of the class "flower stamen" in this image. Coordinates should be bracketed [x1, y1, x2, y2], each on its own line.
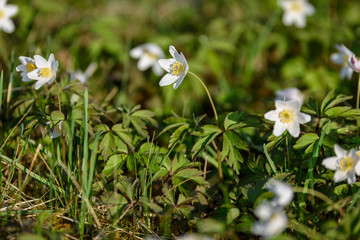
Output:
[145, 50, 159, 60]
[169, 61, 185, 76]
[39, 68, 52, 78]
[0, 10, 4, 19]
[279, 109, 294, 123]
[290, 2, 302, 12]
[339, 156, 354, 172]
[26, 62, 37, 72]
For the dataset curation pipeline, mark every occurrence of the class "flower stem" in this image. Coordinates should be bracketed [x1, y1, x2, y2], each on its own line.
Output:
[357, 73, 360, 130]
[188, 71, 218, 125]
[188, 71, 223, 181]
[54, 79, 62, 113]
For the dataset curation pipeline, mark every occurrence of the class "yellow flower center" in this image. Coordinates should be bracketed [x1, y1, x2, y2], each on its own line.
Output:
[170, 61, 185, 76]
[26, 62, 37, 72]
[0, 10, 4, 19]
[39, 68, 52, 78]
[279, 109, 294, 123]
[339, 156, 354, 172]
[145, 50, 159, 60]
[290, 1, 303, 12]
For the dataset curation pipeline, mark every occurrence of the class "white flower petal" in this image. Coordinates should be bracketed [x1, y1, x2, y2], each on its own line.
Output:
[173, 74, 186, 89]
[275, 100, 287, 110]
[159, 73, 178, 87]
[334, 144, 347, 158]
[158, 59, 176, 72]
[264, 110, 279, 122]
[287, 99, 301, 111]
[287, 121, 300, 138]
[333, 170, 347, 183]
[3, 5, 18, 17]
[138, 55, 156, 71]
[330, 53, 343, 65]
[282, 12, 294, 26]
[34, 55, 49, 68]
[130, 46, 144, 59]
[273, 121, 286, 137]
[254, 202, 273, 220]
[0, 18, 15, 33]
[298, 112, 311, 124]
[34, 79, 49, 90]
[347, 171, 356, 185]
[322, 157, 339, 170]
[152, 63, 164, 76]
[266, 180, 293, 207]
[293, 14, 306, 28]
[355, 162, 360, 176]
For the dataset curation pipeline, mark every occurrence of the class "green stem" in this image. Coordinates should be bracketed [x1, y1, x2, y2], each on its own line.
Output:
[188, 71, 218, 125]
[54, 79, 62, 113]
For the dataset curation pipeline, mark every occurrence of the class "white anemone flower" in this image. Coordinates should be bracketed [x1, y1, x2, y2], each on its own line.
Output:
[70, 62, 97, 83]
[176, 234, 213, 240]
[16, 56, 37, 82]
[130, 43, 165, 76]
[158, 45, 189, 89]
[47, 121, 63, 139]
[348, 55, 360, 73]
[252, 201, 288, 239]
[264, 100, 311, 138]
[27, 53, 59, 90]
[279, 0, 315, 28]
[322, 144, 360, 185]
[266, 180, 294, 208]
[0, 0, 18, 33]
[331, 44, 355, 80]
[275, 87, 304, 106]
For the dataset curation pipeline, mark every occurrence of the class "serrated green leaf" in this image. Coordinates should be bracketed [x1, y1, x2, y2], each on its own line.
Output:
[173, 168, 205, 185]
[224, 111, 246, 130]
[169, 123, 190, 148]
[130, 116, 147, 137]
[191, 131, 220, 158]
[325, 94, 353, 111]
[50, 111, 65, 122]
[101, 154, 126, 175]
[324, 106, 352, 117]
[99, 132, 116, 160]
[320, 89, 336, 113]
[202, 124, 222, 134]
[94, 124, 110, 132]
[293, 133, 319, 149]
[225, 131, 249, 151]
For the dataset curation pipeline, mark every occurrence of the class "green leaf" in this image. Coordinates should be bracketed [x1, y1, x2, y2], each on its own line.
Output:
[224, 111, 246, 130]
[94, 124, 110, 132]
[168, 123, 190, 148]
[173, 168, 206, 185]
[99, 132, 116, 160]
[191, 132, 220, 158]
[50, 111, 65, 122]
[324, 106, 352, 118]
[101, 154, 126, 175]
[320, 89, 335, 113]
[202, 124, 222, 135]
[293, 133, 319, 149]
[130, 116, 147, 137]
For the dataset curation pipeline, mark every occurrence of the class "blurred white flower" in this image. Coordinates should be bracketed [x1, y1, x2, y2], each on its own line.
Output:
[264, 100, 311, 138]
[275, 87, 304, 105]
[47, 121, 63, 139]
[279, 0, 315, 28]
[252, 201, 288, 239]
[27, 53, 59, 90]
[331, 44, 355, 80]
[70, 94, 80, 105]
[16, 56, 37, 82]
[176, 234, 213, 240]
[322, 144, 360, 185]
[266, 180, 293, 208]
[130, 43, 165, 76]
[348, 55, 360, 73]
[158, 45, 189, 89]
[70, 62, 97, 83]
[0, 0, 18, 33]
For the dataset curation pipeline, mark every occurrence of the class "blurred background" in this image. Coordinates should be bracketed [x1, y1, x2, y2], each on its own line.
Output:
[2, 0, 360, 119]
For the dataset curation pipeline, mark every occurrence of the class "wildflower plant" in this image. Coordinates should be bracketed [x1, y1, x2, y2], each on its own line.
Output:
[0, 0, 18, 33]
